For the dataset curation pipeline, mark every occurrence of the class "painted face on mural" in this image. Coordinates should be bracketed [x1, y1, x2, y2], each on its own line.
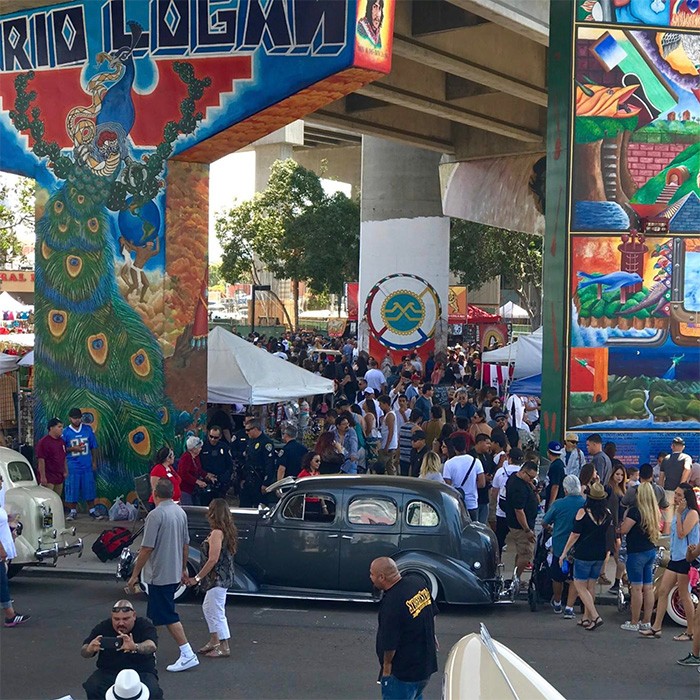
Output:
[371, 1, 383, 29]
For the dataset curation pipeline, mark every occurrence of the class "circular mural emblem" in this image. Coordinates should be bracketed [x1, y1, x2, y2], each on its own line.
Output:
[366, 274, 441, 350]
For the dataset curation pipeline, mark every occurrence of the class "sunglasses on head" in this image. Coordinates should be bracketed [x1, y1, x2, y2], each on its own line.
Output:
[112, 606, 134, 613]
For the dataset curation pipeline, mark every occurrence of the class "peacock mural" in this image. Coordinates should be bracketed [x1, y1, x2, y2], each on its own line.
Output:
[8, 26, 211, 498]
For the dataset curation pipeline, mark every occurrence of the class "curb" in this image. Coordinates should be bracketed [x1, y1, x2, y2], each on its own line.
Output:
[18, 568, 116, 583]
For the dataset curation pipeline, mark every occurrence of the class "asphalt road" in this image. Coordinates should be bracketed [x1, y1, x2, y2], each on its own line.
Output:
[1, 575, 699, 700]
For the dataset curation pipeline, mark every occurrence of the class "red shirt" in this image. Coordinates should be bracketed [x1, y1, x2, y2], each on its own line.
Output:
[35, 434, 67, 484]
[177, 452, 206, 495]
[149, 463, 181, 502]
[297, 469, 320, 479]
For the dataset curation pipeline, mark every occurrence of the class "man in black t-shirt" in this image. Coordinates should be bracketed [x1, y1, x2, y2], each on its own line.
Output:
[504, 462, 540, 583]
[545, 441, 567, 510]
[469, 433, 493, 525]
[371, 557, 438, 699]
[81, 599, 163, 699]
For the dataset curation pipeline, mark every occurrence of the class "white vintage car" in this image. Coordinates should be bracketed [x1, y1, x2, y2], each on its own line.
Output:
[1, 447, 83, 577]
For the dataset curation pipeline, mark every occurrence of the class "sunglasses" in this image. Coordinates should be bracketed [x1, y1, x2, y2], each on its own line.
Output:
[209, 434, 221, 439]
[112, 606, 134, 613]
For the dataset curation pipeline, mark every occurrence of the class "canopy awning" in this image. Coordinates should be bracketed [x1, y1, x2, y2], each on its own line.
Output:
[481, 327, 542, 379]
[467, 304, 501, 324]
[208, 326, 334, 405]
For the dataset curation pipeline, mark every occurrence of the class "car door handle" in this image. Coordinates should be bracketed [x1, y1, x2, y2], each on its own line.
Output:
[327, 534, 339, 539]
[341, 535, 353, 540]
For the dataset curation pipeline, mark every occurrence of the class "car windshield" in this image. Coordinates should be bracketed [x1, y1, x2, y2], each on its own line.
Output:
[7, 460, 34, 483]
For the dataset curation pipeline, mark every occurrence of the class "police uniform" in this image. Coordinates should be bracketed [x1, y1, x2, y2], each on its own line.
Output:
[240, 432, 277, 508]
[200, 438, 234, 498]
[227, 428, 249, 495]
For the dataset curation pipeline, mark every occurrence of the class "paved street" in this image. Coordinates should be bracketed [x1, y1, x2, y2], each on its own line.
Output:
[1, 575, 699, 700]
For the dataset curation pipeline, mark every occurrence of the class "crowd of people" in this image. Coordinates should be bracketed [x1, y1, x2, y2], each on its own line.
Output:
[5, 333, 700, 697]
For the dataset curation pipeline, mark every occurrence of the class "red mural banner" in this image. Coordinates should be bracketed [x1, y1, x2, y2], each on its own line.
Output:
[347, 283, 359, 321]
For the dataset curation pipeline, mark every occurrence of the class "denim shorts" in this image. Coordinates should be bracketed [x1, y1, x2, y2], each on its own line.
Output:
[625, 549, 656, 586]
[573, 559, 604, 581]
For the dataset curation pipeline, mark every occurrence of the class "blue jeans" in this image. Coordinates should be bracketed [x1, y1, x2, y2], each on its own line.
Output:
[380, 675, 429, 700]
[477, 503, 489, 524]
[0, 561, 11, 609]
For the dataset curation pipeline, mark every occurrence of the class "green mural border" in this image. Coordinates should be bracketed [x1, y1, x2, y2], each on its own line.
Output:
[541, 0, 574, 446]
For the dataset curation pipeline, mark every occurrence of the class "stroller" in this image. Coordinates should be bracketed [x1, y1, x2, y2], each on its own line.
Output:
[527, 528, 554, 612]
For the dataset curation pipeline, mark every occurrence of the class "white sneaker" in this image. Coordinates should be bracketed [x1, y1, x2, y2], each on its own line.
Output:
[66, 510, 77, 521]
[166, 654, 199, 672]
[620, 621, 639, 631]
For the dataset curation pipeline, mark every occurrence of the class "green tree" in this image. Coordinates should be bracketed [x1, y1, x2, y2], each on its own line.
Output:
[208, 262, 222, 287]
[217, 160, 359, 329]
[450, 219, 542, 321]
[0, 175, 33, 267]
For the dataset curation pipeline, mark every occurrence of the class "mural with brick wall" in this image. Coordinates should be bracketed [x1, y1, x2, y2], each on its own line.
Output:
[541, 7, 700, 466]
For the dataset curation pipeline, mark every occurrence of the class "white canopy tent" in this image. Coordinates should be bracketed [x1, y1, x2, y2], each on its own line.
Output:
[208, 326, 334, 404]
[0, 291, 31, 312]
[482, 327, 542, 380]
[0, 354, 19, 372]
[498, 300, 530, 319]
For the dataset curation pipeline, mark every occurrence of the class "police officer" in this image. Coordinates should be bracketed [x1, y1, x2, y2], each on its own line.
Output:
[200, 425, 233, 499]
[240, 418, 277, 508]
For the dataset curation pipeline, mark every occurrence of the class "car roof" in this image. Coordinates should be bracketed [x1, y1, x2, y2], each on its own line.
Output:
[0, 447, 29, 464]
[291, 475, 458, 500]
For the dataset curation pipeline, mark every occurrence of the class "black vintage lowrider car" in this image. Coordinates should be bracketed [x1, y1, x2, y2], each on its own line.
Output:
[181, 475, 503, 604]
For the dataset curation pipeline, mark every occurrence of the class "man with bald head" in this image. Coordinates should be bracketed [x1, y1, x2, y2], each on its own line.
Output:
[370, 557, 438, 699]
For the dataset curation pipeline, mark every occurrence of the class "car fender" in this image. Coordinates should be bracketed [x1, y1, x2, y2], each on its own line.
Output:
[187, 545, 259, 594]
[393, 551, 493, 605]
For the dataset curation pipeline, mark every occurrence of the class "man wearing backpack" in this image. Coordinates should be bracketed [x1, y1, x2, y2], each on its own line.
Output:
[443, 434, 484, 521]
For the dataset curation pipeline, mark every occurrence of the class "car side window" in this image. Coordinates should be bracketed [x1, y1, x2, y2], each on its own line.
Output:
[348, 497, 397, 526]
[406, 500, 439, 527]
[281, 493, 336, 523]
[7, 461, 33, 483]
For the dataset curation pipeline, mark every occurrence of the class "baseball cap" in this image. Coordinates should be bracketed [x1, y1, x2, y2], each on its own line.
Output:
[493, 413, 507, 421]
[411, 430, 426, 441]
[564, 432, 579, 443]
[411, 373, 421, 381]
[672, 436, 685, 445]
[547, 441, 565, 456]
[364, 387, 375, 395]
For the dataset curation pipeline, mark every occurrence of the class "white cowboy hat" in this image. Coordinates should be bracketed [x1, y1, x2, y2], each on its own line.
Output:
[105, 670, 150, 700]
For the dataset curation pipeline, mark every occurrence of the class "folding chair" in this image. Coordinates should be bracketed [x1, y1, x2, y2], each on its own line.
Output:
[133, 474, 154, 521]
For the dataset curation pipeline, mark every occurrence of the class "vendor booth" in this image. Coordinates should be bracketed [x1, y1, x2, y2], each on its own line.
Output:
[208, 326, 334, 405]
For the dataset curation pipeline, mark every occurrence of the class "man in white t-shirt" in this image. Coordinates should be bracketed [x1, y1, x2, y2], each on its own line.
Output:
[377, 395, 398, 476]
[364, 358, 387, 394]
[443, 434, 484, 521]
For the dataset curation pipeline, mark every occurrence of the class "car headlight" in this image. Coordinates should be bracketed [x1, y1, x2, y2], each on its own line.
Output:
[14, 520, 23, 536]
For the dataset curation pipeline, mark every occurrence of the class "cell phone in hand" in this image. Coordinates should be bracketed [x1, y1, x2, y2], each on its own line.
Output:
[100, 636, 123, 651]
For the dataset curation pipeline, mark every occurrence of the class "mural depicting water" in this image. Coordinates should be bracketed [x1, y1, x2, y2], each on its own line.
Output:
[573, 201, 630, 231]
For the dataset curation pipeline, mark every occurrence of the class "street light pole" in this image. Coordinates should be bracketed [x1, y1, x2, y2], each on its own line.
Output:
[251, 284, 271, 337]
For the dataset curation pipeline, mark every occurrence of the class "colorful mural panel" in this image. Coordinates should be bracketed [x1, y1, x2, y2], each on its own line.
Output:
[543, 0, 700, 462]
[0, 0, 393, 498]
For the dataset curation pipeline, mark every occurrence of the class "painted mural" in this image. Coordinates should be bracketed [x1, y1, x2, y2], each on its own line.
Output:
[0, 0, 394, 498]
[542, 1, 700, 464]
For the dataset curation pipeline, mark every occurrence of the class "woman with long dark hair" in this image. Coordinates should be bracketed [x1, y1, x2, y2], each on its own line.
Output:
[640, 483, 699, 639]
[298, 452, 321, 478]
[578, 463, 597, 495]
[559, 482, 613, 631]
[188, 498, 237, 657]
[314, 431, 344, 475]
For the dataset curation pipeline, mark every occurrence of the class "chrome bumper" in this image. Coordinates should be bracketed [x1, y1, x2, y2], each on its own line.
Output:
[35, 538, 83, 564]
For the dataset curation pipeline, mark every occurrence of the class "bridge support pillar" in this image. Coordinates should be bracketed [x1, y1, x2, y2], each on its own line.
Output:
[359, 136, 449, 360]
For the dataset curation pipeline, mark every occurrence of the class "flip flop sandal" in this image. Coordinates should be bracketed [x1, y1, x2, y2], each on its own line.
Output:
[198, 643, 219, 654]
[205, 646, 230, 658]
[587, 617, 604, 631]
[673, 633, 693, 642]
[639, 628, 662, 638]
[577, 619, 592, 628]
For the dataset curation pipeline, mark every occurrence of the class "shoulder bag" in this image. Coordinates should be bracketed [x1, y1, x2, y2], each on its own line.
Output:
[454, 457, 477, 502]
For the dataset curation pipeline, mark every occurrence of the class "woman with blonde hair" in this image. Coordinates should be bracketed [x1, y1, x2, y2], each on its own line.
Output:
[419, 451, 444, 483]
[187, 498, 237, 657]
[619, 482, 660, 632]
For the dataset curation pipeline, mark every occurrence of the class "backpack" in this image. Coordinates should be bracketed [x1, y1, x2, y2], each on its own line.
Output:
[91, 526, 133, 562]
